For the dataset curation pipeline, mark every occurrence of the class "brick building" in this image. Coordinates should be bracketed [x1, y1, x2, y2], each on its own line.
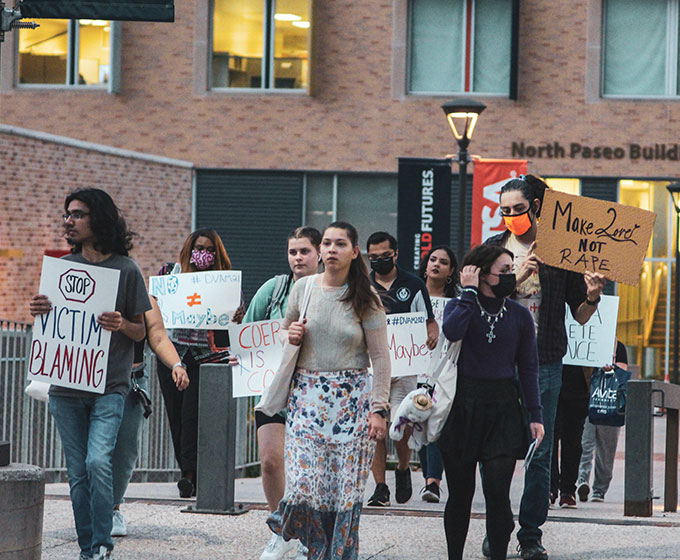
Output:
[1, 0, 679, 375]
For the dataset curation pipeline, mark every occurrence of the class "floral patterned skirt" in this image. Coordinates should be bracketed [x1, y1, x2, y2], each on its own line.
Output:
[267, 368, 375, 560]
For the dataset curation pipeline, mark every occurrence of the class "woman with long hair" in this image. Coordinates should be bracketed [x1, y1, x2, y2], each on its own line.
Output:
[156, 228, 238, 498]
[267, 222, 391, 560]
[440, 244, 544, 560]
[416, 245, 458, 503]
[243, 226, 322, 560]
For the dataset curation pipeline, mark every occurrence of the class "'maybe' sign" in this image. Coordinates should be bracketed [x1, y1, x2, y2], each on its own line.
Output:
[27, 257, 120, 393]
[150, 270, 241, 329]
[535, 190, 656, 285]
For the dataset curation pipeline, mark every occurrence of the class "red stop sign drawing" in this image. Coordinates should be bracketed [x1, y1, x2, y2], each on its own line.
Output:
[59, 269, 96, 303]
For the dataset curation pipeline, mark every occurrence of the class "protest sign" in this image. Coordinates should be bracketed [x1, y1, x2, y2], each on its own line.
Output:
[563, 295, 619, 367]
[535, 190, 655, 285]
[149, 270, 241, 329]
[430, 297, 451, 327]
[386, 312, 430, 377]
[27, 256, 120, 393]
[228, 319, 284, 398]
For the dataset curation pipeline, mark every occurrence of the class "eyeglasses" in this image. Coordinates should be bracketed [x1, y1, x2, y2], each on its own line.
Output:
[62, 211, 90, 222]
[368, 253, 395, 263]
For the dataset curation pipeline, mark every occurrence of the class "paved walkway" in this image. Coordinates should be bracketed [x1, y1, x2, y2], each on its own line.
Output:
[42, 417, 680, 559]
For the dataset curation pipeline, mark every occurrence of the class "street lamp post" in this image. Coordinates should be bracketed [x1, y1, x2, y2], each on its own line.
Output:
[441, 99, 486, 261]
[666, 182, 680, 385]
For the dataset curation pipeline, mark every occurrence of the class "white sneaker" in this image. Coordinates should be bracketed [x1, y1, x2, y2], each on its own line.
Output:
[111, 510, 127, 537]
[259, 533, 296, 560]
[294, 541, 309, 560]
[92, 546, 113, 560]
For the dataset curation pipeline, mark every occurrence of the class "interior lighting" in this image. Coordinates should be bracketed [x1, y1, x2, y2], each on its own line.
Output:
[292, 21, 310, 28]
[274, 13, 301, 21]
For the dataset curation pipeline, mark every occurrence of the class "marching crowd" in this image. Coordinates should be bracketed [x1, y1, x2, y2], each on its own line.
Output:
[30, 174, 617, 560]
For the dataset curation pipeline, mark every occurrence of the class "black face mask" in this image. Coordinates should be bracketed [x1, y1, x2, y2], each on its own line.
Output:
[491, 273, 516, 298]
[370, 257, 395, 276]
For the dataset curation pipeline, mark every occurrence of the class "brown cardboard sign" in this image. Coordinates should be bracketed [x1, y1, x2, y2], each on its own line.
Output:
[535, 190, 656, 286]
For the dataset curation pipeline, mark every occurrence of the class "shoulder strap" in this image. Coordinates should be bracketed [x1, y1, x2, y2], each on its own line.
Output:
[299, 274, 317, 319]
[265, 274, 291, 319]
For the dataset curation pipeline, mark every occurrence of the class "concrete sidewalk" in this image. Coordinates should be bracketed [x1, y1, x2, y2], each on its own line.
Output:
[42, 416, 680, 559]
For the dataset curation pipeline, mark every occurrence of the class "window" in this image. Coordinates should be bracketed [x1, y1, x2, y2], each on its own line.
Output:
[408, 0, 518, 96]
[18, 19, 113, 86]
[603, 0, 680, 96]
[211, 0, 310, 90]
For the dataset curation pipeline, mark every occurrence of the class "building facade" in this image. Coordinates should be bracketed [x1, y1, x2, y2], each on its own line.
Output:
[1, 0, 679, 377]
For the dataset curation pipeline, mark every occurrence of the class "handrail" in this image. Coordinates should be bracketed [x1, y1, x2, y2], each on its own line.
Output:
[643, 265, 666, 346]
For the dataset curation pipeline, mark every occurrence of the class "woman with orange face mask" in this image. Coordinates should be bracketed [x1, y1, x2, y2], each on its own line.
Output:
[482, 175, 606, 560]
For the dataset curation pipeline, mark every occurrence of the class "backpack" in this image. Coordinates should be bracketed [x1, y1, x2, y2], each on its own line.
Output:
[588, 365, 631, 427]
[264, 274, 292, 320]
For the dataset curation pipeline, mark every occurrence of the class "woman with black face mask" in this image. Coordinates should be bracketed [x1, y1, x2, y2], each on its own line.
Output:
[438, 244, 544, 560]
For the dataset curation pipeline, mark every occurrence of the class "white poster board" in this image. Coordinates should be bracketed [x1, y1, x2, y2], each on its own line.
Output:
[386, 312, 430, 377]
[27, 256, 120, 393]
[430, 296, 451, 328]
[149, 270, 241, 329]
[563, 295, 619, 367]
[228, 319, 284, 398]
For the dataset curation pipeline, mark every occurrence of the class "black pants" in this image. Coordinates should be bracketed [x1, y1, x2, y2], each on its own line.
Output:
[157, 353, 200, 474]
[551, 393, 589, 497]
[440, 452, 516, 560]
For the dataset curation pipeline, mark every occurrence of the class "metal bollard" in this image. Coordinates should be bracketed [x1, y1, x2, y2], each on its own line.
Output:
[183, 363, 247, 515]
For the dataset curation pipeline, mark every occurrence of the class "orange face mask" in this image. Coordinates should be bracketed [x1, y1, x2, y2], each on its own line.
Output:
[503, 209, 533, 236]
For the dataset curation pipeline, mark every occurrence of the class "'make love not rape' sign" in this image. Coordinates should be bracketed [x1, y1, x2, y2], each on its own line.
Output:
[535, 190, 655, 285]
[27, 257, 120, 393]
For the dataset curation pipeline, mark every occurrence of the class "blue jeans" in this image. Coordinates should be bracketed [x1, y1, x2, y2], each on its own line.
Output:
[418, 442, 444, 480]
[50, 393, 125, 556]
[112, 369, 148, 506]
[518, 361, 562, 545]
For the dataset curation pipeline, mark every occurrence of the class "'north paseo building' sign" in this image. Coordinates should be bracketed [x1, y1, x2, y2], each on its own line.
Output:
[512, 142, 680, 161]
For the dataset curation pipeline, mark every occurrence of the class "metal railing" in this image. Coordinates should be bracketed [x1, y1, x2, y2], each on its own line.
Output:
[0, 320, 259, 481]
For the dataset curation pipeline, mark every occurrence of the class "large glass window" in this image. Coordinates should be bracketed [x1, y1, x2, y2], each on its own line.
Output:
[408, 0, 513, 95]
[212, 0, 310, 90]
[603, 0, 680, 96]
[18, 19, 111, 86]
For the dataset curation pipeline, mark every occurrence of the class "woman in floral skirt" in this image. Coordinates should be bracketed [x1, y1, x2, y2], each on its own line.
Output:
[267, 221, 391, 559]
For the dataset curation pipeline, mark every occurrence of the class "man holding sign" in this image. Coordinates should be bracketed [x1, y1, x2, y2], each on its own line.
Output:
[29, 189, 150, 560]
[366, 232, 438, 508]
[483, 176, 606, 560]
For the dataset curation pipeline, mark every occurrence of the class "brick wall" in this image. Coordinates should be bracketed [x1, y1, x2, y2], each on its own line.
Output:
[0, 128, 193, 323]
[0, 0, 678, 178]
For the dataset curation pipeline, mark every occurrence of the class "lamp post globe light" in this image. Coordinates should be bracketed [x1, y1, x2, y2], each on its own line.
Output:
[441, 98, 486, 261]
[666, 182, 680, 384]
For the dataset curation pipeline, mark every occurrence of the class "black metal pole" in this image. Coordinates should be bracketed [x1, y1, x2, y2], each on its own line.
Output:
[457, 148, 469, 261]
[675, 209, 679, 385]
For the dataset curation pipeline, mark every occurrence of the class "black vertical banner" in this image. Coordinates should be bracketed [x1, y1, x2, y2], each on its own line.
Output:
[397, 157, 452, 273]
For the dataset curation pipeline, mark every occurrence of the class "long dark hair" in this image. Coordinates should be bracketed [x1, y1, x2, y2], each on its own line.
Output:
[64, 188, 135, 256]
[418, 245, 459, 298]
[179, 228, 232, 272]
[325, 221, 382, 318]
[462, 245, 514, 275]
[500, 174, 550, 217]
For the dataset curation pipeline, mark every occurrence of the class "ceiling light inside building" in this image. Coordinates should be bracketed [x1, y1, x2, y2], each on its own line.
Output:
[292, 21, 310, 28]
[274, 13, 301, 21]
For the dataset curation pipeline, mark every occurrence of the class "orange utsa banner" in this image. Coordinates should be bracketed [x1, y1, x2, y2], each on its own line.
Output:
[470, 158, 528, 247]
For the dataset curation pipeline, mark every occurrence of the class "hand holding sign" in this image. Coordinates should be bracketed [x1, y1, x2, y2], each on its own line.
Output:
[584, 270, 606, 302]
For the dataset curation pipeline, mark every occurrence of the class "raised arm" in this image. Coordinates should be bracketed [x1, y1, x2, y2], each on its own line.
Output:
[146, 297, 189, 390]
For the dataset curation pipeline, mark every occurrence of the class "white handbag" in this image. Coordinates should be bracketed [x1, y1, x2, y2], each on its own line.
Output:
[424, 337, 462, 443]
[254, 274, 317, 417]
[25, 380, 51, 403]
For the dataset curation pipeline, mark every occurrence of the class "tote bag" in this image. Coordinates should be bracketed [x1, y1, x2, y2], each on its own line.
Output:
[588, 365, 631, 427]
[424, 337, 462, 443]
[254, 274, 316, 417]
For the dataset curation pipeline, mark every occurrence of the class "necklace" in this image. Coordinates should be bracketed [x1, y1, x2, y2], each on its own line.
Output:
[475, 294, 507, 343]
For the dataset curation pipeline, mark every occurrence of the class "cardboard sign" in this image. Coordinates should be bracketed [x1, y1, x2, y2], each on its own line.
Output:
[149, 270, 241, 329]
[27, 256, 120, 393]
[385, 312, 430, 377]
[228, 319, 284, 398]
[563, 295, 619, 367]
[535, 190, 655, 286]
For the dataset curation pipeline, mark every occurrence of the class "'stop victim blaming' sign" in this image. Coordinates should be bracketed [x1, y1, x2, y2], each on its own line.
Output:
[535, 190, 656, 286]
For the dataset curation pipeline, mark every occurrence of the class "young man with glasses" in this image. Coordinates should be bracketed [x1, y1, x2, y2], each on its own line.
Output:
[365, 231, 439, 507]
[30, 189, 151, 560]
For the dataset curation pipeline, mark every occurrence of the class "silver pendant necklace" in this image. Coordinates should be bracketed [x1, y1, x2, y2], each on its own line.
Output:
[475, 294, 507, 343]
